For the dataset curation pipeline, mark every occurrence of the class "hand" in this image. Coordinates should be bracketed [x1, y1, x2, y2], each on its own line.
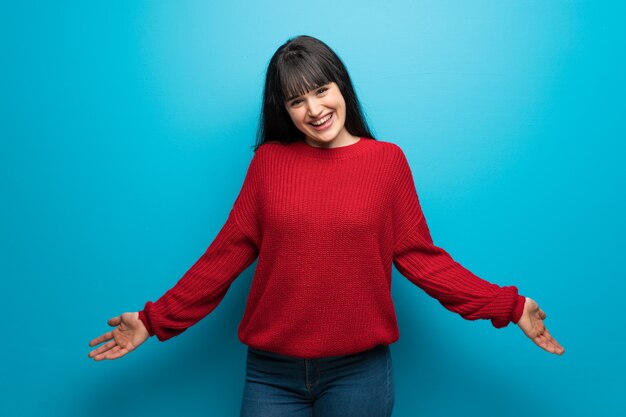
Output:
[517, 297, 565, 355]
[88, 312, 150, 361]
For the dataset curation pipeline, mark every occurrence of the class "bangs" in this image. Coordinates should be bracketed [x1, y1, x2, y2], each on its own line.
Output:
[278, 54, 335, 102]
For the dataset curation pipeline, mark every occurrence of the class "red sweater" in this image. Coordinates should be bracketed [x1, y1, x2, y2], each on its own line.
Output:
[138, 137, 526, 358]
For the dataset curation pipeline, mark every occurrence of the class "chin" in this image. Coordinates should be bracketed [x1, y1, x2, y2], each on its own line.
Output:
[312, 131, 340, 142]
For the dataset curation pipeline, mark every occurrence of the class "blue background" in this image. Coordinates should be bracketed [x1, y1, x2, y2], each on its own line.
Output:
[2, 1, 624, 416]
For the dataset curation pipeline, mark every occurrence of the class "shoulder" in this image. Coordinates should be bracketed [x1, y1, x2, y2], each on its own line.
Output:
[365, 138, 410, 165]
[254, 140, 286, 156]
[366, 139, 416, 185]
[249, 141, 280, 162]
[243, 140, 294, 176]
[374, 138, 402, 150]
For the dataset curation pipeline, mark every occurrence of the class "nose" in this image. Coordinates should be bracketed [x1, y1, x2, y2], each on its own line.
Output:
[306, 99, 323, 118]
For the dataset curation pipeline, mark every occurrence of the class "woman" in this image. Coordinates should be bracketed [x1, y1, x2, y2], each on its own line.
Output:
[88, 35, 564, 416]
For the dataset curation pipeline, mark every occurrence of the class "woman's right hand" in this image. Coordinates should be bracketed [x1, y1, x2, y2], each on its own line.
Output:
[88, 312, 150, 361]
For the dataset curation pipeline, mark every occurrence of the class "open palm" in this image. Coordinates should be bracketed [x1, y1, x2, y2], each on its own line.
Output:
[517, 297, 565, 355]
[88, 312, 149, 361]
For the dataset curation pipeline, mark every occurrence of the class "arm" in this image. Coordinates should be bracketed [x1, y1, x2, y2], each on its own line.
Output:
[88, 148, 264, 359]
[391, 145, 564, 354]
[393, 214, 526, 328]
[138, 209, 258, 341]
[87, 208, 259, 361]
[138, 144, 264, 341]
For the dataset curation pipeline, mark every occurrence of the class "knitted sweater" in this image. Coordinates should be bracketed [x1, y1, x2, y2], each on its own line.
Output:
[138, 137, 526, 358]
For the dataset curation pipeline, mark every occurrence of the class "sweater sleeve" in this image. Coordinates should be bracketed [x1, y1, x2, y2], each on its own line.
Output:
[137, 149, 263, 341]
[391, 147, 525, 328]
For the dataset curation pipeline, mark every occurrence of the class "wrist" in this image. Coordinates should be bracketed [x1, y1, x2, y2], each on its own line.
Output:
[137, 310, 155, 337]
[512, 295, 527, 324]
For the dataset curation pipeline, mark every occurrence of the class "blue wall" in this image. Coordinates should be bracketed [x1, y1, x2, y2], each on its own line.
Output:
[2, 1, 624, 416]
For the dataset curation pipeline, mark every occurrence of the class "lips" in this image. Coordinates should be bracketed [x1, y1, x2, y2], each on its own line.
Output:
[309, 112, 333, 129]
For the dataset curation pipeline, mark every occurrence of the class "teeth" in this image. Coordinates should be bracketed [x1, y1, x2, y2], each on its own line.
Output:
[311, 113, 332, 126]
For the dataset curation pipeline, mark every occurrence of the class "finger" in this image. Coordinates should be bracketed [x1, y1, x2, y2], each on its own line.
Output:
[105, 346, 130, 360]
[537, 308, 547, 320]
[533, 331, 558, 354]
[88, 339, 117, 359]
[534, 333, 552, 352]
[542, 338, 564, 355]
[534, 327, 564, 355]
[108, 316, 122, 327]
[89, 331, 114, 347]
[539, 327, 565, 354]
[97, 345, 127, 361]
[93, 344, 119, 361]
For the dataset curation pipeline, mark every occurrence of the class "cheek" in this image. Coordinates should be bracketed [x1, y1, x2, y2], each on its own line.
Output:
[338, 101, 347, 120]
[288, 110, 306, 126]
[336, 96, 347, 115]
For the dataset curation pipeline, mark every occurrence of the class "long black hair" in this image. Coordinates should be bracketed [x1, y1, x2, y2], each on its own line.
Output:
[254, 35, 375, 151]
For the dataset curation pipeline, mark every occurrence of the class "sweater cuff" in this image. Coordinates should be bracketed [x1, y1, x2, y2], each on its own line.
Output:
[138, 309, 155, 337]
[511, 295, 526, 324]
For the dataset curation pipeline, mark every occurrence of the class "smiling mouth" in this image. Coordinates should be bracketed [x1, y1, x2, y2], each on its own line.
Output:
[310, 113, 333, 126]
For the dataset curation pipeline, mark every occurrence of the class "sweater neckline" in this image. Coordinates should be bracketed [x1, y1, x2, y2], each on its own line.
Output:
[292, 137, 370, 159]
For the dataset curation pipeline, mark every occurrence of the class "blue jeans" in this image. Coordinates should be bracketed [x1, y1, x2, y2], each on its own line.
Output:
[240, 344, 395, 417]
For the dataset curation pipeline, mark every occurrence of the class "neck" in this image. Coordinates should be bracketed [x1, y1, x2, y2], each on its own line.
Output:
[305, 131, 361, 149]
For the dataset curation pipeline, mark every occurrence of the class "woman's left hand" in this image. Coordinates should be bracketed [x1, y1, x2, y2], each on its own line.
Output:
[517, 297, 565, 355]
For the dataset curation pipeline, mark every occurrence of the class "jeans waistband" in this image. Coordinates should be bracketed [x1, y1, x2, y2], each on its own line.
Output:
[247, 344, 388, 361]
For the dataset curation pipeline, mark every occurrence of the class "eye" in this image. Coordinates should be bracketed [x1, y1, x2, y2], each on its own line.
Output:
[289, 98, 303, 107]
[316, 86, 329, 94]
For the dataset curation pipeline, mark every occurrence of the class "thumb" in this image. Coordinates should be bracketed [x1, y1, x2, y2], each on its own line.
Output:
[108, 315, 122, 327]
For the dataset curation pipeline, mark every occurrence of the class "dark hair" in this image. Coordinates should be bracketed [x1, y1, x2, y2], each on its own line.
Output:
[254, 35, 375, 151]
